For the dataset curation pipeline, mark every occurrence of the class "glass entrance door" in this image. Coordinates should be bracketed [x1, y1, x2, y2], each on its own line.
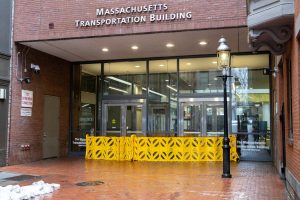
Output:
[126, 104, 144, 136]
[105, 105, 122, 136]
[103, 100, 146, 136]
[179, 99, 227, 136]
[181, 104, 203, 136]
[205, 103, 224, 136]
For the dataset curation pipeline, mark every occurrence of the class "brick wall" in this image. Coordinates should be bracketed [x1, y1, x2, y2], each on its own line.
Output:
[286, 1, 300, 183]
[13, 0, 247, 42]
[8, 44, 71, 165]
[270, 2, 300, 195]
[281, 1, 300, 190]
[272, 57, 284, 176]
[296, 0, 299, 18]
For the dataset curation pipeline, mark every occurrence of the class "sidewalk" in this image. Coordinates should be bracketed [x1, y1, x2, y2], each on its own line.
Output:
[0, 158, 287, 200]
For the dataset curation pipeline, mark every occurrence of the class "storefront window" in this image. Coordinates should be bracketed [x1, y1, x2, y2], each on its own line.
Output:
[80, 72, 97, 137]
[71, 54, 272, 162]
[179, 57, 223, 94]
[148, 59, 177, 136]
[230, 54, 271, 161]
[206, 104, 224, 134]
[71, 64, 100, 152]
[80, 103, 95, 136]
[0, 57, 10, 79]
[104, 61, 146, 95]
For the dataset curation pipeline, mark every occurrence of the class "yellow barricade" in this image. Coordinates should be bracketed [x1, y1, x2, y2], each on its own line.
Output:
[86, 135, 239, 162]
[119, 136, 135, 161]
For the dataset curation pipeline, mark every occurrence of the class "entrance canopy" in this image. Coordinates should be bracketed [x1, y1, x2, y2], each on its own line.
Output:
[21, 27, 250, 62]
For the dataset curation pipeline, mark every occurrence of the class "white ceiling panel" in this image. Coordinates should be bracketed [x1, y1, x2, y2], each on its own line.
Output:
[22, 27, 254, 62]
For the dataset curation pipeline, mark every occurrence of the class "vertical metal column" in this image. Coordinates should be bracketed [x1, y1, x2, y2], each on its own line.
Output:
[222, 75, 232, 178]
[146, 60, 149, 136]
[99, 63, 104, 136]
[176, 58, 180, 137]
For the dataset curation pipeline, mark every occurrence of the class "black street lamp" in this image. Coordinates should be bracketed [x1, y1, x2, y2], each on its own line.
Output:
[217, 37, 232, 178]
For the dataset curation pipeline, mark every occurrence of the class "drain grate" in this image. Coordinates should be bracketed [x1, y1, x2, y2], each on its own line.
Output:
[4, 175, 41, 181]
[76, 180, 104, 187]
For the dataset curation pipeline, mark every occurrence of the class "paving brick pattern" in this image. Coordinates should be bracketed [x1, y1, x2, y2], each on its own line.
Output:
[0, 158, 287, 200]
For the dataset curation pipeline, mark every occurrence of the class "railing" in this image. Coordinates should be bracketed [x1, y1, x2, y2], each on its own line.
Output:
[86, 135, 239, 162]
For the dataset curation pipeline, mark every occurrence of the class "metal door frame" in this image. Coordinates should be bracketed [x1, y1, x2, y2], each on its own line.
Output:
[205, 101, 226, 136]
[179, 101, 204, 136]
[102, 99, 146, 136]
[178, 97, 230, 136]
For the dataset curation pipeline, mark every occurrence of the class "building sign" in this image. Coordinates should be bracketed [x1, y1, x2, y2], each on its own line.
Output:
[75, 3, 192, 28]
[73, 138, 86, 148]
[21, 90, 33, 108]
[20, 108, 32, 117]
[237, 140, 270, 151]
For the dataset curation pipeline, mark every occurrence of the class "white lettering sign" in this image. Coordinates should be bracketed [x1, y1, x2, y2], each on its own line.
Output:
[75, 4, 192, 28]
[21, 90, 33, 108]
[96, 4, 168, 16]
[20, 108, 32, 117]
[73, 138, 86, 147]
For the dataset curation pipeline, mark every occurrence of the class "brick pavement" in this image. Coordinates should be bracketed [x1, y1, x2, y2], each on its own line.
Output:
[0, 158, 287, 200]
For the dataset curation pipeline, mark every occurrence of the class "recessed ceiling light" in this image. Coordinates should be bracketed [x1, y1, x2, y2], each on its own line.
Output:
[131, 45, 139, 50]
[102, 48, 109, 52]
[212, 61, 217, 64]
[165, 80, 169, 82]
[214, 78, 218, 81]
[159, 64, 165, 67]
[166, 43, 175, 48]
[135, 65, 141, 68]
[199, 41, 207, 46]
[186, 62, 192, 66]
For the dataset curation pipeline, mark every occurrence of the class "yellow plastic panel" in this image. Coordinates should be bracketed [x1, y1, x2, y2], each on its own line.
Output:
[86, 135, 239, 162]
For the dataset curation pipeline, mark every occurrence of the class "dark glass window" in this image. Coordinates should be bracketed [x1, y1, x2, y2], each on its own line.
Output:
[0, 56, 10, 79]
[81, 73, 96, 93]
[103, 61, 146, 96]
[231, 54, 271, 161]
[148, 59, 177, 136]
[0, 0, 11, 55]
[179, 58, 223, 94]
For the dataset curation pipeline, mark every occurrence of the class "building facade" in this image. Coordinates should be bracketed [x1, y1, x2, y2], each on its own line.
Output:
[248, 0, 300, 198]
[0, 0, 12, 167]
[4, 0, 300, 199]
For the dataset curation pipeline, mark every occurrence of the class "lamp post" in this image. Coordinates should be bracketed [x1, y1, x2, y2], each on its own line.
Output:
[217, 37, 232, 178]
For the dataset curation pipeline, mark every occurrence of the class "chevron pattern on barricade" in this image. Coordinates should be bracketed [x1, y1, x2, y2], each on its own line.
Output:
[86, 135, 239, 162]
[85, 135, 94, 159]
[229, 135, 239, 161]
[133, 137, 151, 161]
[86, 136, 121, 160]
[119, 136, 135, 161]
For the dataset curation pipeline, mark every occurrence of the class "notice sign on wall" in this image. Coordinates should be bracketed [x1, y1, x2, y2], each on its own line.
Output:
[21, 90, 33, 108]
[20, 108, 32, 117]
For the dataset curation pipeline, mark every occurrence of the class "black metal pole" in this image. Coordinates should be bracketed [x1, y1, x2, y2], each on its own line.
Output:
[222, 75, 232, 178]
